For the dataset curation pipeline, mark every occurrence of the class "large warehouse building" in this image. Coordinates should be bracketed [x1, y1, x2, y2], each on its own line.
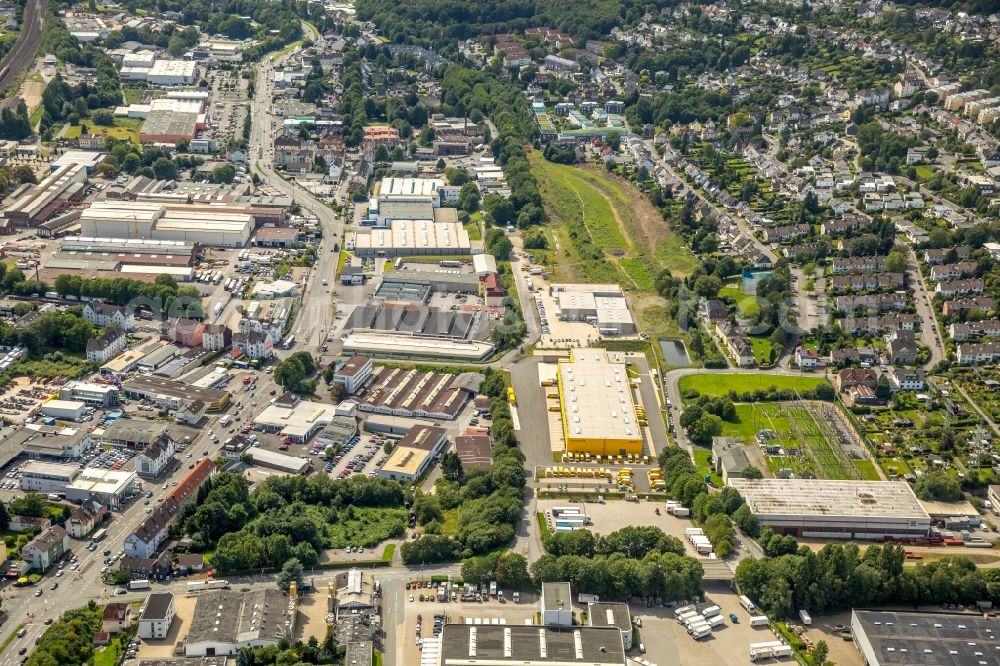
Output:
[80, 201, 252, 247]
[550, 284, 637, 336]
[727, 478, 931, 539]
[556, 348, 643, 456]
[40, 236, 197, 283]
[434, 625, 626, 666]
[349, 221, 478, 257]
[851, 610, 1000, 666]
[120, 59, 198, 85]
[4, 163, 88, 227]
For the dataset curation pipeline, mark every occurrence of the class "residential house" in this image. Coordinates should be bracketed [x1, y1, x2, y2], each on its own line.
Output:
[830, 273, 906, 293]
[102, 603, 133, 633]
[22, 525, 70, 572]
[119, 549, 173, 581]
[943, 297, 994, 317]
[957, 343, 1000, 365]
[888, 368, 925, 391]
[124, 459, 215, 559]
[794, 346, 822, 369]
[718, 321, 755, 367]
[138, 593, 175, 639]
[86, 327, 126, 364]
[9, 515, 52, 532]
[831, 255, 886, 274]
[175, 399, 206, 426]
[925, 246, 971, 264]
[762, 223, 810, 243]
[886, 330, 919, 366]
[168, 318, 205, 347]
[135, 434, 176, 479]
[929, 262, 978, 282]
[231, 331, 272, 360]
[701, 299, 728, 325]
[935, 278, 985, 297]
[66, 500, 108, 539]
[836, 368, 878, 392]
[83, 302, 136, 331]
[202, 324, 232, 352]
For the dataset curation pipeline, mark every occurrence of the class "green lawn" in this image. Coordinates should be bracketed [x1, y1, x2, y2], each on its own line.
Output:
[537, 159, 628, 250]
[63, 117, 142, 144]
[679, 374, 829, 399]
[693, 448, 721, 486]
[853, 459, 882, 481]
[749, 336, 778, 366]
[914, 165, 934, 180]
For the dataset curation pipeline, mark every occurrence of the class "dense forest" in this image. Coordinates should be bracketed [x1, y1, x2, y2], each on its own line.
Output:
[355, 0, 681, 48]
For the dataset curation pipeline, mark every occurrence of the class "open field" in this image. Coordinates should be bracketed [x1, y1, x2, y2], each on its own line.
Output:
[529, 151, 697, 288]
[62, 117, 142, 143]
[679, 373, 829, 398]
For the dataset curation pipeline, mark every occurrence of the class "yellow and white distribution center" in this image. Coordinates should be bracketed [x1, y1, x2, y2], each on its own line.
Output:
[557, 348, 643, 456]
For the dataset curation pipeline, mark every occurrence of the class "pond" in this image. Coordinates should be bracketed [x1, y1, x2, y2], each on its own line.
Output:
[658, 338, 691, 367]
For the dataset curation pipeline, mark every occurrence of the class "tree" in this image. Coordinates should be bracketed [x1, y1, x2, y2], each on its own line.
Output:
[813, 640, 829, 666]
[458, 182, 480, 212]
[741, 466, 763, 480]
[494, 552, 529, 588]
[914, 471, 964, 502]
[373, 144, 390, 162]
[441, 452, 463, 481]
[884, 250, 907, 273]
[874, 374, 892, 400]
[277, 557, 304, 591]
[687, 413, 722, 446]
[10, 492, 47, 517]
[606, 132, 621, 151]
[152, 157, 178, 181]
[175, 138, 190, 152]
[211, 164, 237, 184]
[693, 275, 721, 299]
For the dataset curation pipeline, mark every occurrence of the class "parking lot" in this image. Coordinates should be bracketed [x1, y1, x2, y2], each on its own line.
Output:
[0, 377, 60, 423]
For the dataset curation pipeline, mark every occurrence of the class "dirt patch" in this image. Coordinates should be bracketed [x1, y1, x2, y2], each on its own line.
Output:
[21, 80, 44, 116]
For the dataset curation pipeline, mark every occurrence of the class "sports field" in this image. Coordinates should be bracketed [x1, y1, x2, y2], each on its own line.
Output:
[679, 373, 829, 398]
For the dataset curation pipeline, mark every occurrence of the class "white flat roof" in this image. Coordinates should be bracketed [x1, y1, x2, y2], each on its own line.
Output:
[22, 461, 80, 477]
[253, 400, 337, 439]
[379, 177, 443, 198]
[558, 349, 641, 442]
[343, 332, 493, 360]
[353, 221, 471, 252]
[67, 468, 136, 494]
[728, 479, 930, 520]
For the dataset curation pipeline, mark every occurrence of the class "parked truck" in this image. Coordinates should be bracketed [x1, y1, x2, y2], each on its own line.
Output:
[691, 625, 712, 640]
[749, 641, 786, 662]
[673, 604, 696, 619]
[701, 605, 721, 618]
[798, 609, 812, 625]
[740, 595, 756, 612]
[706, 615, 725, 628]
[129, 579, 151, 591]
[678, 611, 701, 625]
[749, 615, 770, 628]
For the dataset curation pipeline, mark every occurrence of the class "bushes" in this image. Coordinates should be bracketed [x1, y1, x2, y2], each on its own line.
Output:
[26, 604, 102, 666]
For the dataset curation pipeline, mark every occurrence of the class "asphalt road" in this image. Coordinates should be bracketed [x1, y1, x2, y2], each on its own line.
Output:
[248, 25, 344, 356]
[906, 246, 945, 368]
[0, 0, 45, 110]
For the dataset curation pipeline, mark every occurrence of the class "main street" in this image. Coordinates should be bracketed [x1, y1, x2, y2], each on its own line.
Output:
[248, 24, 345, 356]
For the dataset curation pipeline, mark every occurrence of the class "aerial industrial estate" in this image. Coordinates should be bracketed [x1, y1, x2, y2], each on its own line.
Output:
[4, 0, 1000, 665]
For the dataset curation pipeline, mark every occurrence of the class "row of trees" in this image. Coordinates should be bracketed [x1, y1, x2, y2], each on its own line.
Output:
[737, 541, 1000, 617]
[530, 551, 704, 602]
[50, 271, 204, 319]
[659, 447, 758, 557]
[543, 524, 686, 560]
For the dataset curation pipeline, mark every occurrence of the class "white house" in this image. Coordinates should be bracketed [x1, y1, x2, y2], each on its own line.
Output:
[83, 302, 136, 331]
[86, 328, 126, 364]
[135, 434, 176, 479]
[139, 593, 175, 639]
[231, 331, 272, 360]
